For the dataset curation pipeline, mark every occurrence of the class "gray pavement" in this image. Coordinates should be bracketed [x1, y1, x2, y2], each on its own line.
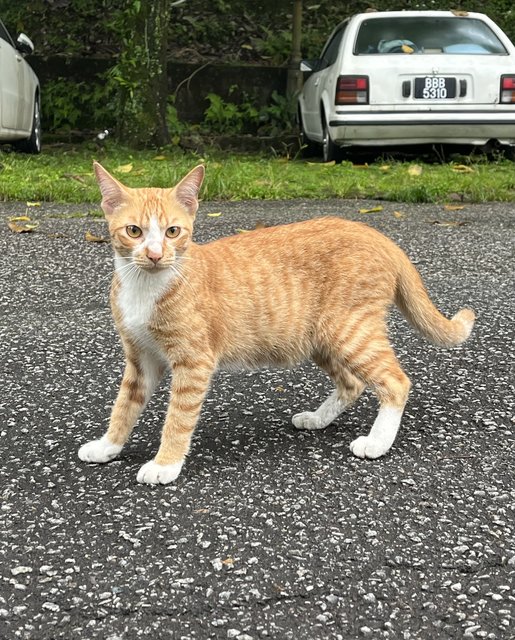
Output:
[0, 197, 514, 640]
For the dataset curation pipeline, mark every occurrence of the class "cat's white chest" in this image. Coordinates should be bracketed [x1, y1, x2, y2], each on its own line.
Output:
[114, 258, 173, 351]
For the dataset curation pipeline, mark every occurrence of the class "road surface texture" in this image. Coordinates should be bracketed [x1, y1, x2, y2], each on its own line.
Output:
[0, 197, 513, 640]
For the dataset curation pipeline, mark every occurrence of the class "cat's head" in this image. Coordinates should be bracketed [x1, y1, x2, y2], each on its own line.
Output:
[93, 162, 204, 272]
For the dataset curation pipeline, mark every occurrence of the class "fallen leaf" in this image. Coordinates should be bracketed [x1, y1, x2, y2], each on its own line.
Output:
[379, 165, 391, 172]
[353, 163, 369, 169]
[85, 231, 109, 243]
[408, 165, 423, 176]
[452, 164, 474, 173]
[9, 215, 31, 222]
[8, 220, 39, 233]
[401, 44, 414, 54]
[254, 221, 266, 229]
[429, 220, 467, 227]
[153, 155, 166, 161]
[444, 204, 465, 211]
[359, 206, 383, 214]
[46, 232, 67, 239]
[207, 212, 222, 217]
[235, 228, 250, 233]
[62, 173, 87, 184]
[393, 211, 406, 219]
[115, 163, 133, 174]
[222, 557, 234, 566]
[26, 202, 41, 207]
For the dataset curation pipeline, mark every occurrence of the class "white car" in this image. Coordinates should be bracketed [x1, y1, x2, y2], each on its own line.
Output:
[298, 10, 515, 161]
[0, 19, 41, 154]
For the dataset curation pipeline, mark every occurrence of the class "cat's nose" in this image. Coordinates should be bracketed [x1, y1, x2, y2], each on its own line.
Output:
[147, 250, 162, 264]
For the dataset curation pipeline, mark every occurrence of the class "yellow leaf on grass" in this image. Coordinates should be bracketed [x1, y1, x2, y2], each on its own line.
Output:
[85, 231, 109, 243]
[379, 165, 391, 172]
[116, 163, 133, 174]
[207, 212, 222, 217]
[408, 165, 423, 176]
[26, 202, 41, 207]
[452, 164, 474, 173]
[353, 163, 369, 169]
[153, 155, 166, 161]
[444, 204, 465, 211]
[359, 206, 383, 214]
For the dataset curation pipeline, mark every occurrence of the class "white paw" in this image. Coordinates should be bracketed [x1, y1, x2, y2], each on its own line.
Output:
[292, 412, 324, 430]
[136, 459, 184, 485]
[349, 435, 389, 459]
[78, 435, 123, 463]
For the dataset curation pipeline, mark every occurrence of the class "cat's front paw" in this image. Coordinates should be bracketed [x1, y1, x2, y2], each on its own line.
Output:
[292, 412, 324, 430]
[78, 435, 123, 463]
[136, 459, 184, 485]
[349, 435, 389, 459]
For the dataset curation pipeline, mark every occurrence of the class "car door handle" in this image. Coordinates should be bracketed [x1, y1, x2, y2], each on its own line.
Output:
[314, 78, 320, 87]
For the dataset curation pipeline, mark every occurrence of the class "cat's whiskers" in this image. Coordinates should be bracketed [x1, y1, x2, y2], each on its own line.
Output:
[116, 262, 141, 289]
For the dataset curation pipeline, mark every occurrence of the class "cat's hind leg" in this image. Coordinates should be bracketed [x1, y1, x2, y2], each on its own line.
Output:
[292, 362, 364, 431]
[348, 344, 411, 459]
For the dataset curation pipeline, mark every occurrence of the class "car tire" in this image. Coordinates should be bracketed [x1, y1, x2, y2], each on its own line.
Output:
[16, 95, 41, 154]
[322, 120, 340, 163]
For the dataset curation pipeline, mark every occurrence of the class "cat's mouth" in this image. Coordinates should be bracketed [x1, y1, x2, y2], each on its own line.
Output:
[139, 259, 171, 273]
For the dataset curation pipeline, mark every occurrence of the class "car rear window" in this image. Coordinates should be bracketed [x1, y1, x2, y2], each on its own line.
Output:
[354, 17, 507, 55]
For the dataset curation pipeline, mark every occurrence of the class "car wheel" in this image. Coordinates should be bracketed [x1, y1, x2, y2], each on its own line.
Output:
[16, 96, 41, 154]
[322, 120, 340, 163]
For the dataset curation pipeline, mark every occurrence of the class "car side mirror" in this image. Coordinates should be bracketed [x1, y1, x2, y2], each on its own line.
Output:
[300, 59, 319, 72]
[16, 33, 35, 56]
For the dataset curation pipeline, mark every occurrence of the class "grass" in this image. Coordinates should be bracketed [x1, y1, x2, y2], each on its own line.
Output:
[1, 143, 515, 204]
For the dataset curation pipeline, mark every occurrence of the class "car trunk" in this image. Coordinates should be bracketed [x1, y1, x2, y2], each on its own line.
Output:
[360, 55, 512, 107]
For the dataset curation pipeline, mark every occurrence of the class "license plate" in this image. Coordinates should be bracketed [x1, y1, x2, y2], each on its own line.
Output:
[414, 76, 456, 99]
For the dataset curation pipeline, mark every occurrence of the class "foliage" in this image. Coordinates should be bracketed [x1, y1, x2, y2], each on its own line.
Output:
[1, 145, 515, 204]
[202, 89, 296, 136]
[1, 0, 514, 143]
[2, 0, 513, 63]
[42, 78, 116, 133]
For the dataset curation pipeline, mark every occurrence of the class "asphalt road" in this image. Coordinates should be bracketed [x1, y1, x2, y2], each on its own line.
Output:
[0, 196, 514, 640]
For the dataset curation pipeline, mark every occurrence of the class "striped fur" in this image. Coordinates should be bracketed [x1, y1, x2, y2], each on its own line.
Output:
[78, 162, 475, 484]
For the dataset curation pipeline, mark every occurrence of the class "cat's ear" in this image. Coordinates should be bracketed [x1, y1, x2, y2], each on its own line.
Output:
[93, 161, 130, 216]
[174, 165, 205, 216]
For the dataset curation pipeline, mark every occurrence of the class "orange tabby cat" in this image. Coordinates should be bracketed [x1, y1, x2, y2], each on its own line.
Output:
[78, 163, 475, 484]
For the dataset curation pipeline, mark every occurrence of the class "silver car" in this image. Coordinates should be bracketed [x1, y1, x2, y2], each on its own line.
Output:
[0, 19, 41, 153]
[298, 10, 515, 161]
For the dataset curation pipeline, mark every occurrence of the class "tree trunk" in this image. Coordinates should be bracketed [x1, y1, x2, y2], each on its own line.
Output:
[287, 0, 303, 96]
[115, 0, 171, 147]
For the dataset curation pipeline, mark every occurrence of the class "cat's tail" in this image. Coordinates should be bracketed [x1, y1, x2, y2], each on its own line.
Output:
[394, 253, 475, 348]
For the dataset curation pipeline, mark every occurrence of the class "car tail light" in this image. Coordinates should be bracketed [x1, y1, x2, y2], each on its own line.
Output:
[500, 75, 515, 103]
[335, 75, 369, 105]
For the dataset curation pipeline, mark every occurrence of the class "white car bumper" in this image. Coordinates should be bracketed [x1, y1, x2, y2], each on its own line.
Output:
[329, 110, 515, 147]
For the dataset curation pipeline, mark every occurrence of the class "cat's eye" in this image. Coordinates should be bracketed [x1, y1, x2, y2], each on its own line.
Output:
[126, 225, 142, 238]
[166, 226, 181, 238]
